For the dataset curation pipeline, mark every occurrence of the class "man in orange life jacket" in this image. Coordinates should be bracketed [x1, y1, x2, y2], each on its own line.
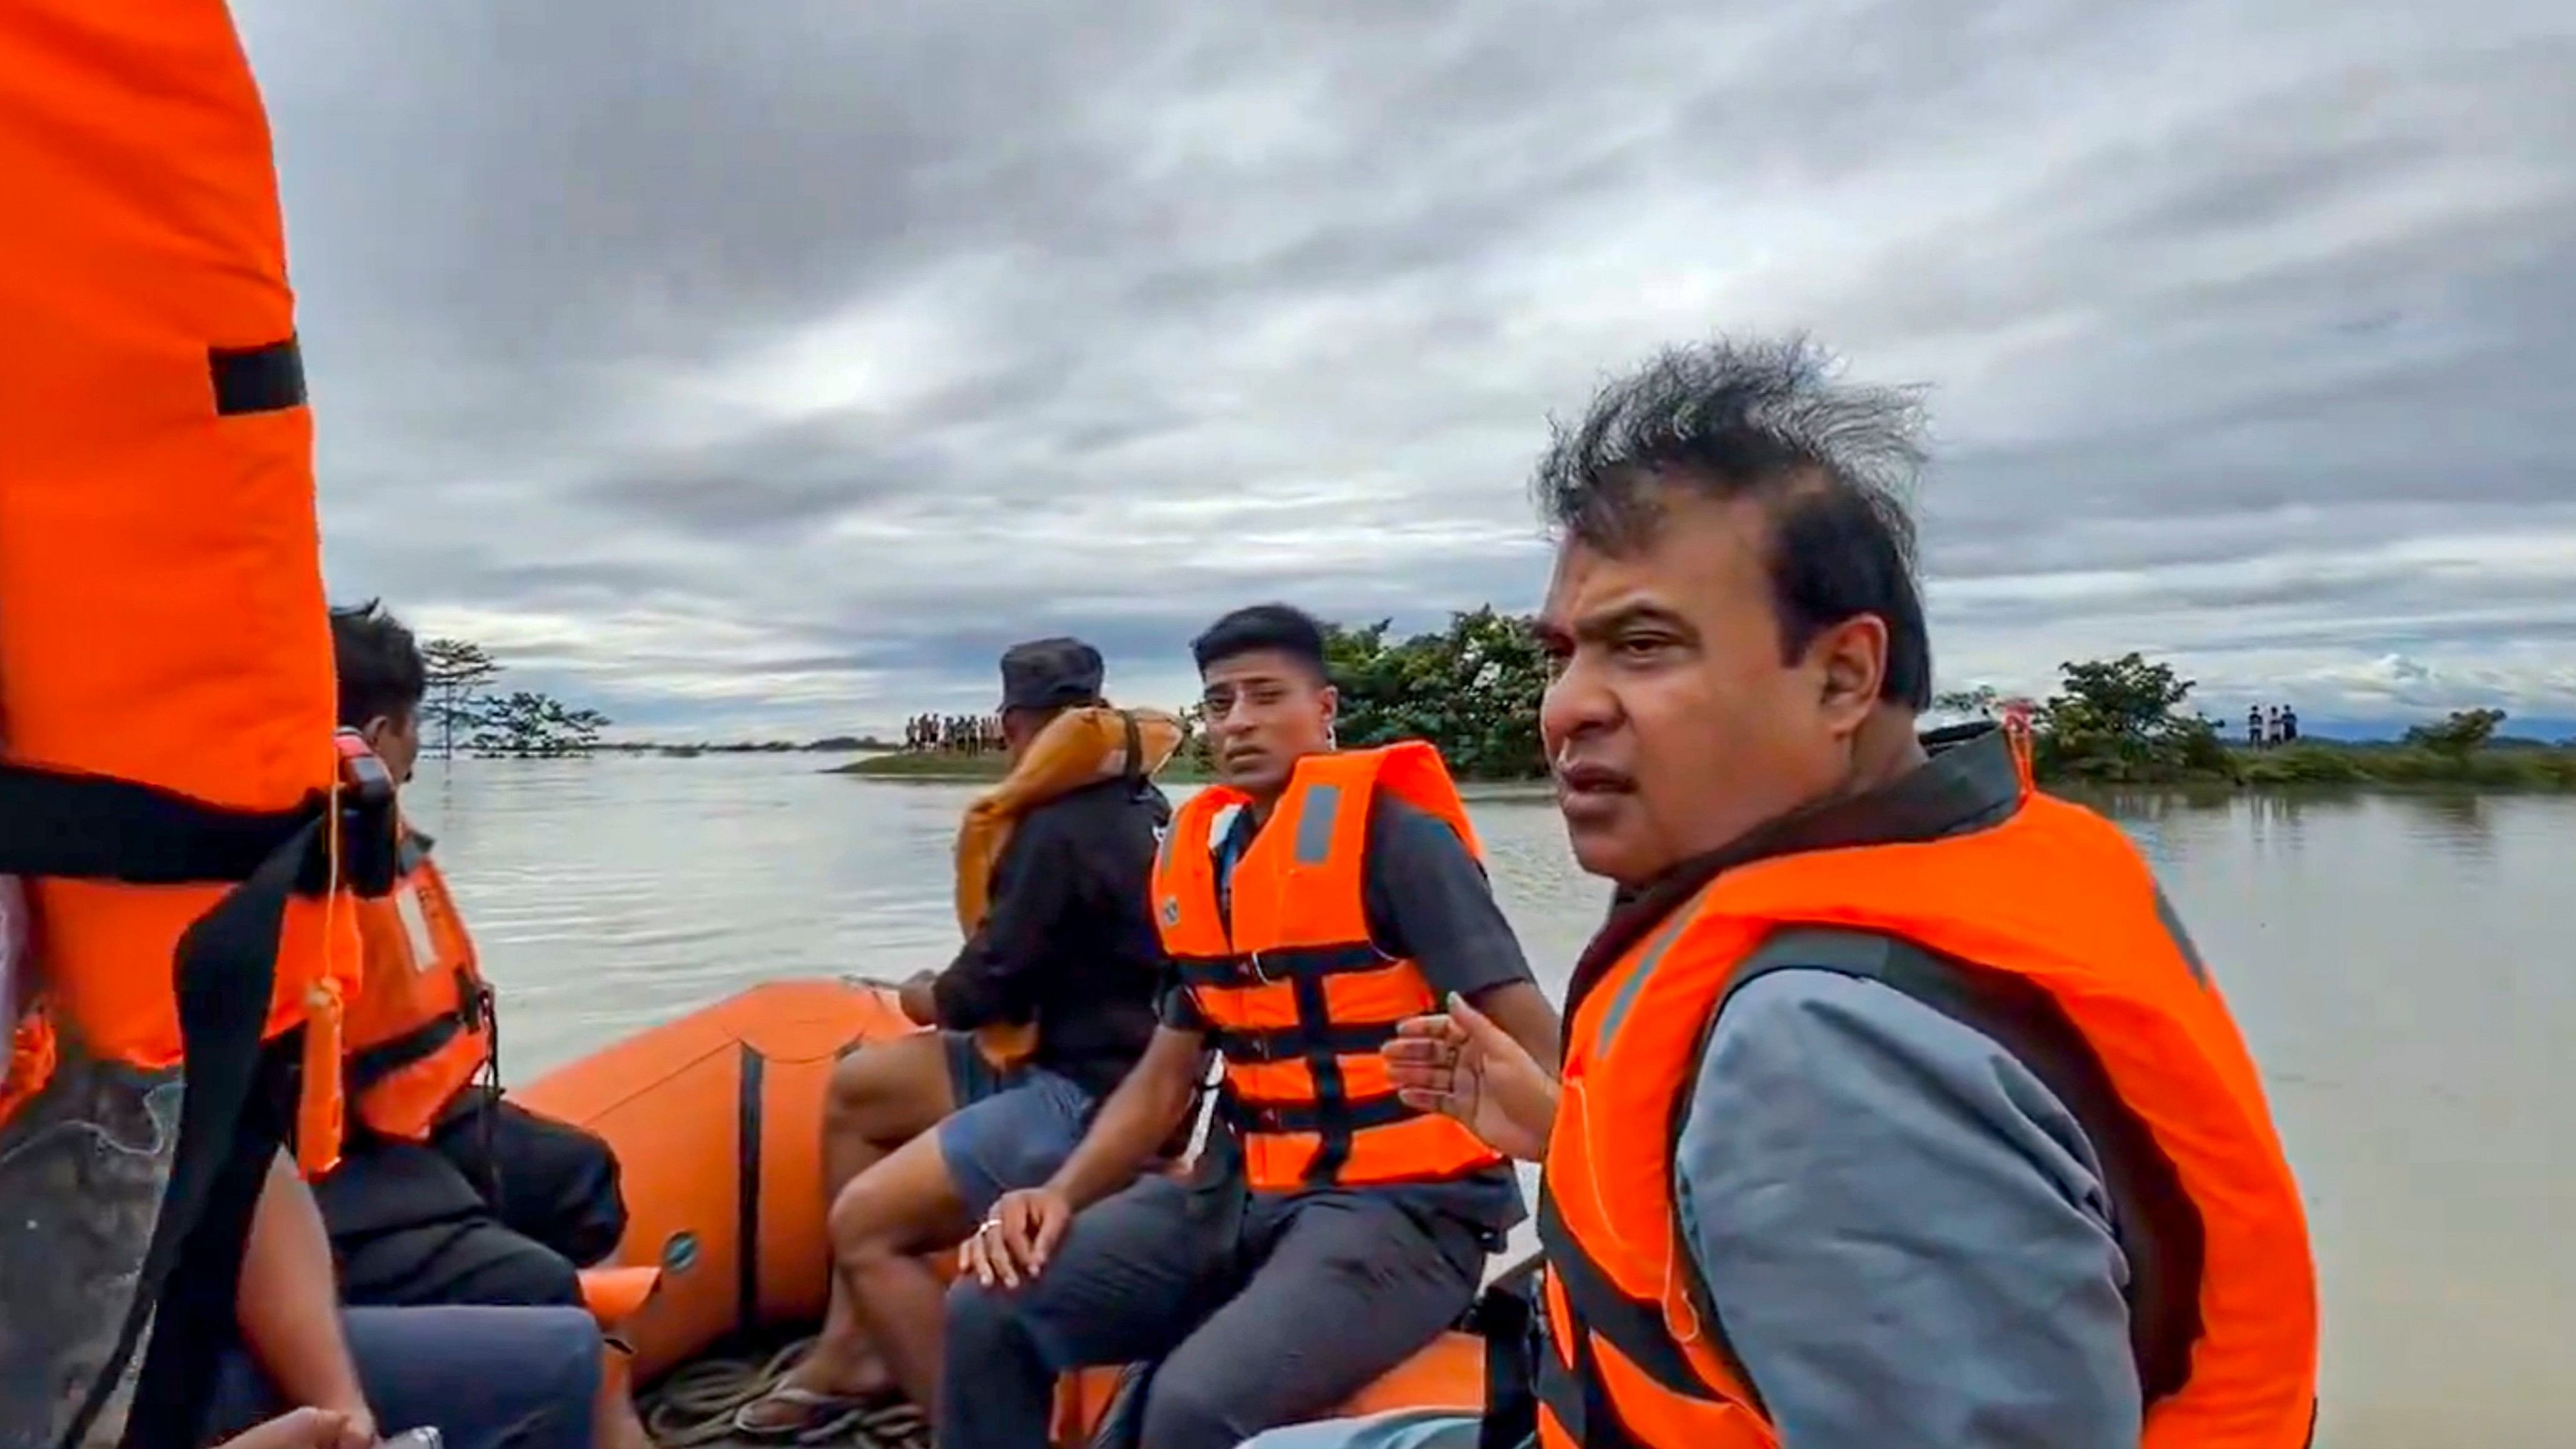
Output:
[943, 604, 1566, 1449]
[1282, 336, 2320, 1449]
[308, 601, 629, 1310]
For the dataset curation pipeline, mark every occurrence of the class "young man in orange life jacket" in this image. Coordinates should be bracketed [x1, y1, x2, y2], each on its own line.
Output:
[309, 601, 630, 1311]
[1254, 336, 2320, 1449]
[943, 604, 1566, 1449]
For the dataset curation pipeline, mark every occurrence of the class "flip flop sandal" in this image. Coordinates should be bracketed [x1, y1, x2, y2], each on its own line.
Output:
[728, 1385, 882, 1441]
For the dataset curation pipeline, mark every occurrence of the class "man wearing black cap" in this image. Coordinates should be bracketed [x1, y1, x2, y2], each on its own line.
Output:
[734, 636, 1174, 1435]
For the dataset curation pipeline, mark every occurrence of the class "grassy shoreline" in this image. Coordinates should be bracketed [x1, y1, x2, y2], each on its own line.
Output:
[833, 741, 2576, 791]
[831, 751, 1219, 783]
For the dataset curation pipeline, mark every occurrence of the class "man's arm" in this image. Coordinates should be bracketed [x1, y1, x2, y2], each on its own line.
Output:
[1043, 1021, 1210, 1211]
[1675, 970, 2140, 1449]
[1364, 800, 1561, 1072]
[932, 816, 1076, 1030]
[239, 1153, 373, 1432]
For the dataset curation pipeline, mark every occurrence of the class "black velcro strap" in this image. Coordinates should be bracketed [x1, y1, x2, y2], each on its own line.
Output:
[344, 1009, 470, 1095]
[58, 816, 317, 1449]
[1202, 1019, 1396, 1064]
[1466, 1261, 1542, 1449]
[1173, 942, 1390, 989]
[209, 336, 306, 416]
[0, 764, 322, 885]
[1534, 1192, 1736, 1409]
[1219, 1088, 1414, 1136]
[1119, 711, 1147, 791]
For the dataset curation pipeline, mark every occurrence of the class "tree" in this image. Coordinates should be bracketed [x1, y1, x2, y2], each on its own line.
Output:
[1317, 608, 1551, 780]
[2403, 707, 2507, 757]
[2032, 651, 2231, 783]
[420, 638, 500, 761]
[1175, 701, 1215, 772]
[465, 691, 611, 758]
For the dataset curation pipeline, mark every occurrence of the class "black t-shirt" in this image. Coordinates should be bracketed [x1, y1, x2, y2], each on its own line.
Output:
[930, 776, 1170, 1098]
[1162, 793, 1533, 1237]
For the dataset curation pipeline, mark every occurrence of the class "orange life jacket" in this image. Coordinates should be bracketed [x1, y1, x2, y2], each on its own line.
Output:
[953, 704, 1184, 1069]
[1537, 785, 2319, 1449]
[0, 0, 374, 1166]
[346, 833, 496, 1143]
[1153, 740, 1505, 1193]
[0, 6, 387, 1440]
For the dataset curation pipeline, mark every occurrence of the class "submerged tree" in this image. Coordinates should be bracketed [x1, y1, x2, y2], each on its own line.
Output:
[421, 637, 501, 761]
[2033, 651, 2231, 783]
[466, 691, 611, 758]
[2403, 707, 2507, 757]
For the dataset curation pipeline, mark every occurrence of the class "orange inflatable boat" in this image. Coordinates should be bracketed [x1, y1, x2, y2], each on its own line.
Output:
[513, 977, 1497, 1446]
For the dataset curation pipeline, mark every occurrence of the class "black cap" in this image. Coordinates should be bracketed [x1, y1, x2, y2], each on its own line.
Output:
[998, 636, 1105, 712]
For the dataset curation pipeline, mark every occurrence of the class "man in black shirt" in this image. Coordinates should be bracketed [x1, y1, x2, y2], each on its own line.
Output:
[942, 604, 1563, 1449]
[734, 638, 1170, 1433]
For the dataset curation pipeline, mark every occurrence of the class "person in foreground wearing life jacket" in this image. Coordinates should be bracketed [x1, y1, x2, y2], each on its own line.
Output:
[942, 604, 1566, 1449]
[1245, 335, 2321, 1449]
[733, 638, 1179, 1436]
[308, 601, 630, 1313]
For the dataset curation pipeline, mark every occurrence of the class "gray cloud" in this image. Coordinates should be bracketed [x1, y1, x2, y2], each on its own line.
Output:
[233, 0, 2576, 736]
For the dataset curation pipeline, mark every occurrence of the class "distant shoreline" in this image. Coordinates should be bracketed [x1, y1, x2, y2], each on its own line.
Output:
[831, 741, 2576, 791]
[830, 751, 1218, 783]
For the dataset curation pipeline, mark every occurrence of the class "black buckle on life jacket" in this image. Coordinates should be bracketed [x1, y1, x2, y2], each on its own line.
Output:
[1223, 1097, 1289, 1132]
[331, 729, 400, 898]
[461, 976, 496, 1033]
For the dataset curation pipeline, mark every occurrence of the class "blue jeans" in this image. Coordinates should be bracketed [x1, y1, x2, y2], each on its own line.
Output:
[203, 1306, 598, 1449]
[933, 1030, 1098, 1218]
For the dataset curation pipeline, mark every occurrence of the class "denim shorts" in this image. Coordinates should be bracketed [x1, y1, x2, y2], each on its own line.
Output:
[934, 1031, 1097, 1218]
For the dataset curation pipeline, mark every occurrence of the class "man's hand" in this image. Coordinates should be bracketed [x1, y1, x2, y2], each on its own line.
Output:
[215, 1407, 373, 1449]
[1384, 991, 1559, 1161]
[957, 1185, 1072, 1290]
[897, 970, 939, 1027]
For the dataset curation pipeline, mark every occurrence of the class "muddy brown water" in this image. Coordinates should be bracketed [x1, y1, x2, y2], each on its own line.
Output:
[404, 756, 2576, 1448]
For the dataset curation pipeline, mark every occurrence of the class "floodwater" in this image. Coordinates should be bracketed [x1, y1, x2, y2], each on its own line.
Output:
[403, 755, 2575, 1448]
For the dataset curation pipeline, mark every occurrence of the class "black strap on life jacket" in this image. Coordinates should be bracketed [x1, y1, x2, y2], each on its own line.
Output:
[0, 751, 396, 1449]
[342, 970, 491, 1096]
[1459, 1250, 1544, 1449]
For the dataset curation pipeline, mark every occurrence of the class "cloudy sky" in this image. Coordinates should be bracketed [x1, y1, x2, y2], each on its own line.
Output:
[234, 0, 2574, 740]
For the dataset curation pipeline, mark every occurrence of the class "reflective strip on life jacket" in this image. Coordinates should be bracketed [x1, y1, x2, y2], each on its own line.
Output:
[1152, 741, 1503, 1191]
[346, 843, 495, 1143]
[1538, 789, 2320, 1449]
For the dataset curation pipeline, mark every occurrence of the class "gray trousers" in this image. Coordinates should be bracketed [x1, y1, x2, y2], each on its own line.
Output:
[939, 1175, 1484, 1449]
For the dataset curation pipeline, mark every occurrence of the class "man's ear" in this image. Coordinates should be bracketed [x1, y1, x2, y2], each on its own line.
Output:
[1814, 614, 1889, 732]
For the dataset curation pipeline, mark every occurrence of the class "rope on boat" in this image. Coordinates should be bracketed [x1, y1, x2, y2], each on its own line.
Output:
[637, 1336, 928, 1449]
